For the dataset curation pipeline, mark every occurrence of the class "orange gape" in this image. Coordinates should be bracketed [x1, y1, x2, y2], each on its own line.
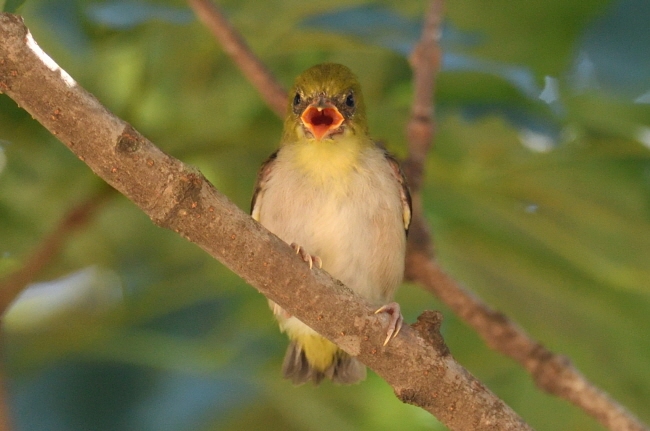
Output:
[300, 106, 344, 140]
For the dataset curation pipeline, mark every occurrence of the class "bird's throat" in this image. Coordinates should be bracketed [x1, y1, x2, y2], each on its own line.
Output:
[292, 135, 366, 186]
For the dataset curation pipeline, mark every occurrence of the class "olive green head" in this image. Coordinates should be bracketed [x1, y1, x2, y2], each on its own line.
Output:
[283, 63, 368, 142]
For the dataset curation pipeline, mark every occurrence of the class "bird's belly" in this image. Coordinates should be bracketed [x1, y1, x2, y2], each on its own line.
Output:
[259, 174, 405, 305]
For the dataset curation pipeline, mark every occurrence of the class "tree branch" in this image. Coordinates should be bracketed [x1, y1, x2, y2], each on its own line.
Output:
[184, 1, 649, 431]
[403, 0, 442, 193]
[0, 12, 534, 431]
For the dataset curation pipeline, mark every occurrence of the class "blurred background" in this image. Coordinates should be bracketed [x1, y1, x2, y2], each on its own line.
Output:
[1, 0, 649, 430]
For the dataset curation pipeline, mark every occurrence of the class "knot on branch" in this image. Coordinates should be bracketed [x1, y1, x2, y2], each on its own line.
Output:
[397, 388, 434, 409]
[117, 125, 144, 153]
[528, 346, 576, 394]
[413, 310, 449, 356]
[154, 171, 206, 227]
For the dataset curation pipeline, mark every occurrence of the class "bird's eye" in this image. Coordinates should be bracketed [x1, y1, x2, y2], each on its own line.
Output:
[293, 93, 301, 106]
[345, 93, 355, 108]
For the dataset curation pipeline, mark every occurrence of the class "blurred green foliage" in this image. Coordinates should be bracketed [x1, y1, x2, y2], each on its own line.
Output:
[1, 0, 649, 430]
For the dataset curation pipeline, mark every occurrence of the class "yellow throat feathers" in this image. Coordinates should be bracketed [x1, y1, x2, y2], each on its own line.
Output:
[289, 132, 370, 187]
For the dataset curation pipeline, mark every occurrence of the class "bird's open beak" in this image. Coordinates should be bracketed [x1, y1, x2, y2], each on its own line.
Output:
[300, 101, 344, 141]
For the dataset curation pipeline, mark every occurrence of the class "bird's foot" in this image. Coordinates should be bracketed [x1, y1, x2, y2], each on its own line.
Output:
[290, 243, 323, 269]
[375, 302, 404, 346]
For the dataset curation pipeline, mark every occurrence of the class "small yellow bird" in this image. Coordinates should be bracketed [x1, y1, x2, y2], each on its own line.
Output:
[251, 63, 411, 385]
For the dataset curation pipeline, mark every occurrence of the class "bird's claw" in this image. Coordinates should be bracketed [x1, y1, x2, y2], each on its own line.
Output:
[290, 243, 323, 269]
[375, 302, 403, 346]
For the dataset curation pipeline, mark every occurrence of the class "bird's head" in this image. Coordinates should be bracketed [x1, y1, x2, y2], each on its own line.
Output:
[283, 63, 368, 143]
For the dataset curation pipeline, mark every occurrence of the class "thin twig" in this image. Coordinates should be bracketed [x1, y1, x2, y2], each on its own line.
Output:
[0, 187, 113, 314]
[187, 0, 287, 117]
[403, 0, 442, 192]
[402, 0, 443, 262]
[186, 1, 649, 430]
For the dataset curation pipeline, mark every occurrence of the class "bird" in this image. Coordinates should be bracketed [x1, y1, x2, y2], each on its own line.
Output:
[251, 63, 411, 385]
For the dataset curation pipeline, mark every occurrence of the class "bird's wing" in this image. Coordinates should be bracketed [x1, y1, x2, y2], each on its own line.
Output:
[384, 152, 412, 234]
[250, 150, 279, 221]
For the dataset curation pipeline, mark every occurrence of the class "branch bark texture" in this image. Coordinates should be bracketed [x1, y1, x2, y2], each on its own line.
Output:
[0, 13, 533, 431]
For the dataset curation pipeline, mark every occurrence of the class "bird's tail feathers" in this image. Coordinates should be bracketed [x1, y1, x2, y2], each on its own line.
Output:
[282, 338, 366, 385]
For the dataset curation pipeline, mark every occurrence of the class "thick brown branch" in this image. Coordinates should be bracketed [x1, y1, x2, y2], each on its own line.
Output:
[185, 1, 648, 430]
[0, 13, 533, 431]
[187, 0, 287, 117]
[0, 188, 112, 314]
